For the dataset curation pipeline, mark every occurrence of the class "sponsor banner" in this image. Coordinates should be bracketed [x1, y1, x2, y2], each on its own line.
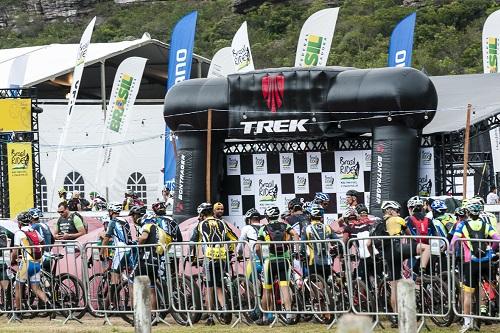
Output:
[490, 127, 500, 173]
[231, 21, 255, 73]
[388, 12, 416, 67]
[294, 173, 309, 194]
[240, 175, 254, 195]
[207, 47, 234, 78]
[228, 195, 243, 216]
[7, 143, 34, 217]
[362, 150, 371, 170]
[482, 9, 500, 73]
[283, 194, 297, 211]
[307, 152, 322, 173]
[335, 151, 365, 192]
[364, 192, 370, 207]
[0, 99, 31, 132]
[253, 153, 267, 174]
[336, 193, 348, 215]
[96, 57, 147, 187]
[280, 153, 295, 174]
[255, 174, 281, 212]
[226, 155, 241, 175]
[321, 172, 336, 193]
[52, 17, 96, 189]
[295, 8, 340, 67]
[324, 214, 338, 226]
[418, 147, 435, 196]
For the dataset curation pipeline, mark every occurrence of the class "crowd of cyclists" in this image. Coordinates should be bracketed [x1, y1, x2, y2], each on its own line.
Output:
[3, 188, 500, 331]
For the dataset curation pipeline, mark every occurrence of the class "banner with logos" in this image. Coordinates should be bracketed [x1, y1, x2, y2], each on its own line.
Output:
[295, 7, 340, 67]
[51, 17, 96, 200]
[388, 12, 416, 67]
[226, 154, 241, 175]
[165, 11, 198, 187]
[96, 57, 147, 197]
[418, 147, 435, 197]
[0, 99, 31, 132]
[207, 47, 234, 78]
[335, 150, 365, 193]
[7, 143, 34, 217]
[483, 10, 500, 174]
[231, 21, 255, 73]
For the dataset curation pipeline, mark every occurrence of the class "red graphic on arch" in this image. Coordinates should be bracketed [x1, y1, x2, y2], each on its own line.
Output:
[262, 74, 285, 112]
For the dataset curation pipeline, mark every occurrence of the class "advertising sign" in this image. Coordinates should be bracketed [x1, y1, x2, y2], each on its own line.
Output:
[7, 143, 34, 217]
[0, 99, 32, 132]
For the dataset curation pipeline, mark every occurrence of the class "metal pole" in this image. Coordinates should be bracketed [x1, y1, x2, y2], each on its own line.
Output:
[134, 276, 151, 333]
[206, 109, 212, 202]
[100, 60, 106, 121]
[463, 104, 472, 199]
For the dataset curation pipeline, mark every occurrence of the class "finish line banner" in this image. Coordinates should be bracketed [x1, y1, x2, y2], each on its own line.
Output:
[7, 142, 34, 217]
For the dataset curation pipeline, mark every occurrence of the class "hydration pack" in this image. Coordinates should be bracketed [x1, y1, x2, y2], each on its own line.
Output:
[266, 222, 288, 255]
[464, 220, 488, 259]
[22, 230, 42, 260]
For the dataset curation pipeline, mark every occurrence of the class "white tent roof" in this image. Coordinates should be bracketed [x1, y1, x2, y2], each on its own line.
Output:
[425, 73, 500, 134]
[0, 34, 210, 89]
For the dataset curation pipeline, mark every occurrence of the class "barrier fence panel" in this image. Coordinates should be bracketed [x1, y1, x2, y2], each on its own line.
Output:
[251, 239, 349, 326]
[452, 238, 500, 324]
[347, 235, 452, 328]
[166, 241, 255, 326]
[83, 242, 169, 325]
[0, 242, 86, 323]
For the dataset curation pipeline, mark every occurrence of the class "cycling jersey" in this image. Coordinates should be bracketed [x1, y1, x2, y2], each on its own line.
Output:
[451, 218, 500, 263]
[480, 212, 498, 232]
[105, 218, 133, 246]
[385, 216, 407, 236]
[301, 221, 336, 266]
[285, 213, 309, 237]
[190, 217, 238, 259]
[432, 213, 456, 237]
[156, 216, 182, 242]
[257, 221, 294, 261]
[343, 220, 373, 258]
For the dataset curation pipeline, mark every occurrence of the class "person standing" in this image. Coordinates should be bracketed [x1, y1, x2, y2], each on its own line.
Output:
[55, 202, 87, 240]
[486, 185, 499, 205]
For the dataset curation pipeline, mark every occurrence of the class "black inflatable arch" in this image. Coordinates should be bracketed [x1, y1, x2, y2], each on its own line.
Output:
[164, 66, 438, 221]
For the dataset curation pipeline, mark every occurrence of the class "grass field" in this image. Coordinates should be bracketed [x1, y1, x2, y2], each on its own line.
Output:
[0, 316, 499, 333]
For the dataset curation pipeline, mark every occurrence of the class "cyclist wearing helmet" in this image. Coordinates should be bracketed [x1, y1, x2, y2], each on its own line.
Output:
[101, 202, 134, 310]
[90, 192, 107, 211]
[11, 212, 50, 321]
[123, 189, 144, 211]
[469, 196, 498, 233]
[405, 196, 434, 245]
[58, 188, 69, 203]
[285, 198, 308, 237]
[29, 208, 54, 272]
[450, 201, 500, 333]
[237, 208, 263, 280]
[313, 192, 330, 210]
[152, 202, 182, 242]
[190, 202, 237, 326]
[256, 206, 299, 325]
[431, 199, 456, 239]
[55, 202, 86, 240]
[345, 190, 359, 209]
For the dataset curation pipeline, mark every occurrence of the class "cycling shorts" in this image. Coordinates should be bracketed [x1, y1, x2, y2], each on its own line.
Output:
[17, 260, 41, 284]
[263, 258, 290, 290]
[461, 261, 492, 292]
[112, 248, 132, 273]
[384, 239, 418, 281]
[204, 260, 228, 288]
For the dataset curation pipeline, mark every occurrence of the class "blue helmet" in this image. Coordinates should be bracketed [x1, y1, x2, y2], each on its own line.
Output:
[28, 208, 42, 219]
[314, 192, 330, 203]
[430, 199, 447, 213]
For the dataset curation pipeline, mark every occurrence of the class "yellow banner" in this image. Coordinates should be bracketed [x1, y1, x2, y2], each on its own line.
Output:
[0, 99, 31, 132]
[7, 143, 34, 217]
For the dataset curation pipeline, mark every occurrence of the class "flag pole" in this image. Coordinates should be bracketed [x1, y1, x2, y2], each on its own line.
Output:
[206, 109, 213, 202]
[462, 104, 472, 199]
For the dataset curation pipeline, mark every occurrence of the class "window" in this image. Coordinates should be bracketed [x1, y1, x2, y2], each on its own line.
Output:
[127, 172, 147, 204]
[40, 175, 48, 212]
[63, 171, 85, 198]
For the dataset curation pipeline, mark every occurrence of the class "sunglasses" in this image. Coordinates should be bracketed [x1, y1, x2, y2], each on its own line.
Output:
[57, 210, 65, 214]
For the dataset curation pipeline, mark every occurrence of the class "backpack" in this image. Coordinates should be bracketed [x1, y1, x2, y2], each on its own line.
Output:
[265, 222, 289, 255]
[369, 219, 388, 251]
[68, 199, 79, 211]
[22, 230, 42, 260]
[307, 223, 330, 260]
[409, 216, 431, 244]
[70, 212, 88, 233]
[464, 220, 488, 259]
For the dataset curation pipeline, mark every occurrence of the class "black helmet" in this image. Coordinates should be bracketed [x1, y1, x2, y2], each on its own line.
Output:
[244, 208, 261, 222]
[288, 198, 303, 211]
[17, 212, 31, 226]
[264, 206, 280, 220]
[197, 202, 213, 216]
[355, 203, 369, 215]
[129, 205, 146, 217]
[152, 202, 167, 215]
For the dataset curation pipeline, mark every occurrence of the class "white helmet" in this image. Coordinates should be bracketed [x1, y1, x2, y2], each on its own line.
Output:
[381, 200, 401, 212]
[107, 202, 123, 213]
[407, 196, 423, 208]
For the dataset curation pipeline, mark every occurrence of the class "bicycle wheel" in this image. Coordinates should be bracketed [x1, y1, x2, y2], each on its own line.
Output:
[170, 275, 202, 326]
[277, 284, 301, 325]
[351, 278, 370, 314]
[307, 274, 334, 324]
[117, 282, 133, 325]
[87, 273, 105, 318]
[154, 280, 169, 321]
[419, 275, 454, 327]
[232, 275, 260, 323]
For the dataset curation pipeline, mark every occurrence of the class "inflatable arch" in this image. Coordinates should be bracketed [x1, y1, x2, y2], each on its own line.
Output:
[164, 66, 438, 221]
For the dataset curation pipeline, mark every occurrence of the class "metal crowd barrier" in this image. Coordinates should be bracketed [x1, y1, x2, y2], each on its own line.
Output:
[452, 238, 500, 323]
[347, 235, 452, 329]
[0, 242, 86, 324]
[166, 241, 255, 327]
[249, 239, 349, 327]
[83, 242, 169, 325]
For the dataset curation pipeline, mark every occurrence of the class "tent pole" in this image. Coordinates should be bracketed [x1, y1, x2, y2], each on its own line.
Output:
[100, 60, 106, 121]
[206, 109, 213, 202]
[463, 104, 472, 199]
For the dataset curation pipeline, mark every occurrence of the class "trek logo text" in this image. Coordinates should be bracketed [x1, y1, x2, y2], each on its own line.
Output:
[241, 119, 309, 134]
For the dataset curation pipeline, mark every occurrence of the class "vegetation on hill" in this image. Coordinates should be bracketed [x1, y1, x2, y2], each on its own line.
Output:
[1, 0, 500, 75]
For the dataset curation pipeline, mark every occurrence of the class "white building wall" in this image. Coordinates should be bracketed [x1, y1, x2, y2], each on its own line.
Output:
[39, 101, 166, 211]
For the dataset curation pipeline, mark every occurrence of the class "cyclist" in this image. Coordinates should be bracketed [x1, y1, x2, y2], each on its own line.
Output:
[368, 200, 431, 326]
[58, 188, 69, 203]
[237, 208, 262, 280]
[405, 196, 434, 245]
[128, 205, 147, 235]
[470, 196, 498, 232]
[100, 202, 134, 310]
[450, 201, 500, 333]
[431, 199, 456, 238]
[255, 206, 299, 325]
[313, 192, 330, 211]
[190, 202, 237, 326]
[55, 202, 86, 240]
[285, 198, 308, 237]
[90, 191, 107, 211]
[29, 208, 54, 272]
[345, 190, 359, 209]
[11, 212, 51, 321]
